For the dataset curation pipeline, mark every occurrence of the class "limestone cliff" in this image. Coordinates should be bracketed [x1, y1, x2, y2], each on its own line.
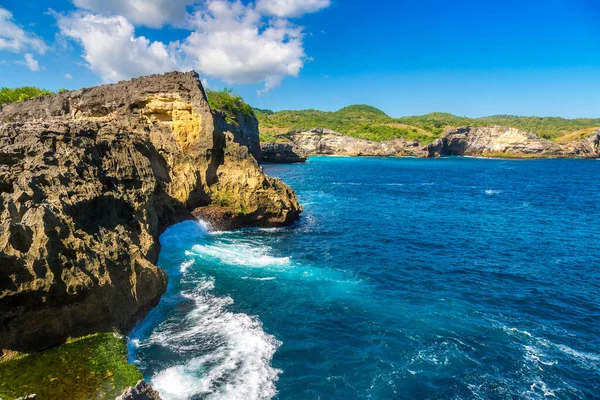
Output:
[214, 109, 261, 162]
[0, 72, 301, 352]
[426, 126, 564, 157]
[263, 126, 600, 159]
[559, 130, 600, 158]
[269, 128, 426, 157]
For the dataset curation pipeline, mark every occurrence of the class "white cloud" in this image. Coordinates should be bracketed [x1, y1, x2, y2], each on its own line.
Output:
[256, 0, 330, 18]
[20, 53, 41, 71]
[0, 6, 48, 54]
[57, 12, 183, 83]
[65, 73, 73, 79]
[72, 0, 196, 28]
[58, 0, 327, 92]
[184, 0, 306, 93]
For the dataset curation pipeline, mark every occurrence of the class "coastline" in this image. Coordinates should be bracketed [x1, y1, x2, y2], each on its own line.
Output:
[0, 72, 301, 399]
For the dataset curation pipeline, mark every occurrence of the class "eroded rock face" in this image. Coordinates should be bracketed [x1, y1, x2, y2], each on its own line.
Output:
[427, 126, 563, 157]
[560, 130, 600, 158]
[260, 142, 308, 163]
[0, 72, 301, 352]
[214, 110, 261, 162]
[278, 128, 426, 157]
[268, 126, 600, 159]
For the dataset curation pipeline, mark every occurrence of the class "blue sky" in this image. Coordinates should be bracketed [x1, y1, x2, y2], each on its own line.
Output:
[1, 0, 599, 118]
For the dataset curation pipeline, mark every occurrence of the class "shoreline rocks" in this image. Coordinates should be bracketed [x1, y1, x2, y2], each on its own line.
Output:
[116, 381, 161, 400]
[260, 142, 308, 163]
[0, 71, 301, 353]
[261, 126, 600, 160]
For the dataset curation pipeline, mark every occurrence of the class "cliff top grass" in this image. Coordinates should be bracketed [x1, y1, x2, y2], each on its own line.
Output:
[256, 106, 600, 143]
[0, 333, 142, 400]
[206, 88, 255, 125]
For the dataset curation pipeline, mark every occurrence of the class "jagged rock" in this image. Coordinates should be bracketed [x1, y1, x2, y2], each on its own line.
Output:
[277, 127, 426, 157]
[268, 126, 600, 159]
[214, 109, 261, 162]
[427, 126, 563, 157]
[0, 71, 301, 353]
[116, 380, 161, 400]
[260, 142, 308, 163]
[560, 130, 600, 158]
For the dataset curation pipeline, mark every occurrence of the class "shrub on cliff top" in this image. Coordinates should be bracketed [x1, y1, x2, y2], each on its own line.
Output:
[0, 87, 54, 105]
[206, 88, 255, 125]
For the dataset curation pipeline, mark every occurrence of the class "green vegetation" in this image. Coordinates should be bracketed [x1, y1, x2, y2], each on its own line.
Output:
[397, 113, 600, 140]
[257, 106, 600, 144]
[257, 104, 439, 143]
[0, 87, 54, 105]
[0, 333, 142, 400]
[206, 88, 256, 125]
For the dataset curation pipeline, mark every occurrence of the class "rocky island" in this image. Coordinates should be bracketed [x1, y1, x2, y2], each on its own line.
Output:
[0, 72, 300, 398]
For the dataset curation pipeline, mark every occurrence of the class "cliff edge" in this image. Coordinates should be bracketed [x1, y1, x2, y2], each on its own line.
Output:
[0, 71, 301, 353]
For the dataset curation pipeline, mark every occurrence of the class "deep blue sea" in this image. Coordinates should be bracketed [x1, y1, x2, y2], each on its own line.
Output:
[129, 157, 600, 400]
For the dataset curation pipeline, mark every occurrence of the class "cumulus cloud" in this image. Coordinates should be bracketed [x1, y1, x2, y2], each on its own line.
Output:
[72, 0, 196, 28]
[256, 0, 330, 18]
[184, 0, 305, 93]
[58, 0, 329, 91]
[65, 73, 73, 79]
[57, 12, 183, 83]
[0, 6, 48, 54]
[19, 53, 41, 71]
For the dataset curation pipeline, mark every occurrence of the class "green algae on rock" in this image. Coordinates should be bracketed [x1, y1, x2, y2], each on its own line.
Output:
[0, 333, 141, 400]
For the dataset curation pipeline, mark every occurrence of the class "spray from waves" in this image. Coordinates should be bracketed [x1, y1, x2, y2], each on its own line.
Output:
[188, 240, 291, 268]
[137, 272, 281, 400]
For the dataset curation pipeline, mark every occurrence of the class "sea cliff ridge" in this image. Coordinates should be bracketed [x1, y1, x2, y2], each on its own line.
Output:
[0, 71, 301, 354]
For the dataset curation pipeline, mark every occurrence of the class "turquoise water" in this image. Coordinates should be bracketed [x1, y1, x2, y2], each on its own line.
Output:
[129, 157, 600, 399]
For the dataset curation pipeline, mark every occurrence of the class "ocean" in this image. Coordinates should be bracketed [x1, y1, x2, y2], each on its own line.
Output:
[129, 156, 600, 399]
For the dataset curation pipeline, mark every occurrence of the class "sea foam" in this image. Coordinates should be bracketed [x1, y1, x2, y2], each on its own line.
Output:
[147, 276, 281, 400]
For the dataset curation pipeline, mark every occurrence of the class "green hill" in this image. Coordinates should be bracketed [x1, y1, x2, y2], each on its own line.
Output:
[257, 105, 438, 143]
[258, 106, 600, 143]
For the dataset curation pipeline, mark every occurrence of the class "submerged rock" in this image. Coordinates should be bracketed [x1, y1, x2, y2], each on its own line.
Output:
[0, 71, 301, 352]
[116, 380, 161, 400]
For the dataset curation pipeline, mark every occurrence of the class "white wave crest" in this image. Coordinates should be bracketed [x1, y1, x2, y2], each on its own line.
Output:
[485, 189, 503, 195]
[191, 241, 291, 268]
[242, 276, 277, 281]
[148, 277, 282, 400]
[180, 259, 195, 273]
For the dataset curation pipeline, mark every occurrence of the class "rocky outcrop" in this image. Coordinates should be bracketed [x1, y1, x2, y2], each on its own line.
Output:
[560, 130, 600, 158]
[0, 71, 301, 353]
[277, 127, 426, 157]
[426, 126, 564, 157]
[426, 126, 600, 158]
[214, 110, 261, 162]
[267, 126, 600, 159]
[260, 142, 308, 163]
[116, 380, 161, 400]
